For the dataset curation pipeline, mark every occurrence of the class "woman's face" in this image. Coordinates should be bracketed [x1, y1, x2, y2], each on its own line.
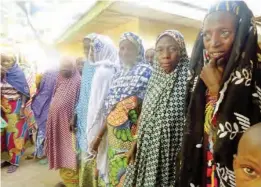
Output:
[1, 54, 15, 76]
[145, 49, 155, 65]
[89, 45, 95, 62]
[156, 35, 180, 74]
[119, 40, 138, 66]
[203, 11, 237, 62]
[60, 58, 74, 78]
[83, 38, 91, 60]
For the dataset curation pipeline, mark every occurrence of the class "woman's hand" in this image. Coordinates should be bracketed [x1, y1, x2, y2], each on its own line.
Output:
[20, 106, 25, 118]
[126, 141, 137, 165]
[69, 117, 77, 133]
[200, 58, 224, 96]
[90, 136, 102, 154]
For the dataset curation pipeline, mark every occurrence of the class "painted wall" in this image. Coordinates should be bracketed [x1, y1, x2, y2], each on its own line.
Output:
[138, 19, 199, 56]
[55, 42, 83, 57]
[101, 19, 140, 46]
[55, 18, 199, 57]
[55, 19, 140, 57]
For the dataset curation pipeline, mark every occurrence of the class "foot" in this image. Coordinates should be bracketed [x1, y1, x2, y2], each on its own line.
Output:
[38, 158, 48, 165]
[7, 165, 18, 173]
[54, 182, 66, 187]
[25, 153, 35, 160]
[1, 161, 10, 168]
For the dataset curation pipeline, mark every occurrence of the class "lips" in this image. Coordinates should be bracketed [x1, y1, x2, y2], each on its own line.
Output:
[209, 52, 225, 59]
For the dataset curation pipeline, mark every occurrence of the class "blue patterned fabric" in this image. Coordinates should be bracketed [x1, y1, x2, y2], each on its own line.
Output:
[76, 62, 96, 152]
[104, 32, 152, 114]
[104, 63, 152, 115]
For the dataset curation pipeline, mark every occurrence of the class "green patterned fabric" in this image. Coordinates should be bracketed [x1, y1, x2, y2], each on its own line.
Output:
[79, 158, 106, 187]
[106, 96, 141, 187]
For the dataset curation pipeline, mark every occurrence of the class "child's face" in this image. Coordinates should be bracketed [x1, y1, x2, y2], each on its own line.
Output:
[233, 128, 261, 187]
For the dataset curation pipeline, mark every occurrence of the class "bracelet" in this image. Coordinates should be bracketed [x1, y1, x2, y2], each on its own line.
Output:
[133, 135, 138, 141]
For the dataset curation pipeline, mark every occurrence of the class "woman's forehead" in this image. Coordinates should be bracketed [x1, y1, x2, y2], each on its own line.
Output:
[120, 39, 137, 49]
[156, 35, 178, 47]
[203, 11, 237, 30]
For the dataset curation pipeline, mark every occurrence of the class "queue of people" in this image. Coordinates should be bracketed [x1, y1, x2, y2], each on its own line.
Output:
[1, 1, 261, 187]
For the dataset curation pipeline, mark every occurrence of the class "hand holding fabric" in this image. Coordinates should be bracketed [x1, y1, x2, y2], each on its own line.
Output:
[126, 141, 137, 165]
[89, 136, 102, 154]
[69, 115, 77, 133]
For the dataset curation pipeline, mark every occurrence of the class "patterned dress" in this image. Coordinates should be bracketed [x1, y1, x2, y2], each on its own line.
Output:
[107, 96, 141, 186]
[31, 71, 57, 158]
[124, 30, 189, 187]
[45, 71, 81, 171]
[204, 92, 219, 187]
[104, 63, 151, 187]
[76, 62, 96, 152]
[1, 81, 29, 165]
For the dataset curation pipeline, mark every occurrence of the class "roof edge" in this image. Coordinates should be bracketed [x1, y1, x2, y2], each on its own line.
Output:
[55, 1, 113, 44]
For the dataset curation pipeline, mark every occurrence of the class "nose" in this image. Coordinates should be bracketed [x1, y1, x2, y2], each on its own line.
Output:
[162, 48, 170, 59]
[211, 32, 221, 48]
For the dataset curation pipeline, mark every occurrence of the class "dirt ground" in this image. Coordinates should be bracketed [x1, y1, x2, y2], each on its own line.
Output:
[1, 147, 60, 187]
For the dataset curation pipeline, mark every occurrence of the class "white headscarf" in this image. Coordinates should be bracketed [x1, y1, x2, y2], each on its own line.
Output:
[86, 34, 119, 183]
[89, 34, 119, 67]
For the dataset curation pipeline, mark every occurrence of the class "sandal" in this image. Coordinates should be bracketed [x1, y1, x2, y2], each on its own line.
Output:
[7, 165, 18, 173]
[1, 161, 10, 168]
[54, 182, 66, 187]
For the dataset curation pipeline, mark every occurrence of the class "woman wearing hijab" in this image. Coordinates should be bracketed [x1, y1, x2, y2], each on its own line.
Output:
[80, 34, 119, 187]
[31, 70, 58, 163]
[76, 33, 97, 154]
[18, 54, 37, 131]
[180, 1, 261, 187]
[74, 34, 98, 187]
[1, 51, 30, 173]
[45, 57, 81, 187]
[124, 30, 189, 187]
[91, 32, 152, 187]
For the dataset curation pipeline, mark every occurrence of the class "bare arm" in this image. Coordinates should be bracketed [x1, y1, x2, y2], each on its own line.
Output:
[21, 94, 27, 107]
[97, 121, 107, 139]
[20, 94, 28, 117]
[90, 121, 107, 153]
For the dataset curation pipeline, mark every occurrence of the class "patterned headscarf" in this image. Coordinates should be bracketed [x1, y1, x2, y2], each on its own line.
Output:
[124, 30, 189, 186]
[119, 32, 145, 64]
[180, 1, 261, 187]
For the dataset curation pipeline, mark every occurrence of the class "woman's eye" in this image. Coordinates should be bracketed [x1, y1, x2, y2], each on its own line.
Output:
[221, 31, 230, 38]
[243, 167, 257, 177]
[202, 32, 211, 41]
[169, 47, 178, 52]
[156, 48, 163, 52]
